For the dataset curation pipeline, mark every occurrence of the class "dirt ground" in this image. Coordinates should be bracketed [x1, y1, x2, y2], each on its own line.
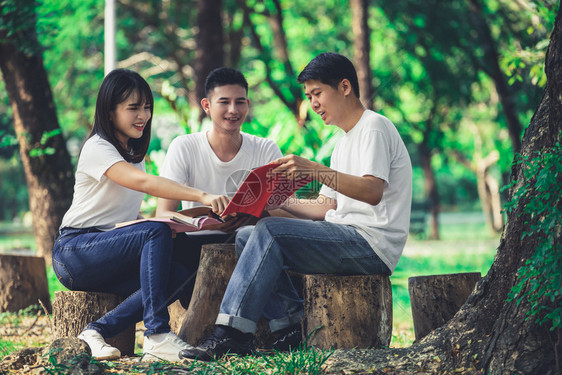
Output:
[0, 311, 161, 374]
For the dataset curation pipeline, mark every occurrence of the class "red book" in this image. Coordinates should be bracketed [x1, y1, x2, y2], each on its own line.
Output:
[222, 163, 313, 217]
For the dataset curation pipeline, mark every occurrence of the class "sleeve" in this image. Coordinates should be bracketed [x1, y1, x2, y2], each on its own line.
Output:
[319, 152, 337, 199]
[359, 129, 391, 185]
[160, 137, 190, 184]
[79, 138, 125, 182]
[261, 138, 283, 164]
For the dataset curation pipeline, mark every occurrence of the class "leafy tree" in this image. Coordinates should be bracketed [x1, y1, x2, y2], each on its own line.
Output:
[0, 0, 74, 261]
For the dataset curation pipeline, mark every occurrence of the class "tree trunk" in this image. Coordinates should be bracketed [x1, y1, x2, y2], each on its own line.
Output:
[408, 272, 481, 341]
[0, 254, 51, 313]
[350, 0, 374, 110]
[302, 274, 392, 349]
[193, 0, 224, 119]
[476, 151, 504, 234]
[176, 243, 271, 347]
[419, 141, 440, 240]
[52, 291, 135, 356]
[325, 7, 562, 374]
[0, 24, 74, 264]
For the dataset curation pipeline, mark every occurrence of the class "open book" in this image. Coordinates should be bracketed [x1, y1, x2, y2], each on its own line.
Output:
[222, 163, 313, 217]
[115, 206, 223, 233]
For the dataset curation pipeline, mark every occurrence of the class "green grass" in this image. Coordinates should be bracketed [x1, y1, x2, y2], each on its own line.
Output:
[47, 265, 68, 302]
[0, 232, 35, 252]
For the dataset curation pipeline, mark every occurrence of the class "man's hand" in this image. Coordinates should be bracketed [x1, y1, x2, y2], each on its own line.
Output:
[271, 154, 317, 180]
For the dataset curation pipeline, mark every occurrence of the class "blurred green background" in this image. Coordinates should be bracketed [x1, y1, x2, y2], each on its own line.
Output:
[0, 0, 556, 347]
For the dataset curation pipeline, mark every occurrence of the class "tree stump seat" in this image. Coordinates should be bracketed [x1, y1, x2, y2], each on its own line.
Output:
[408, 272, 481, 341]
[52, 290, 135, 356]
[171, 243, 393, 350]
[301, 273, 393, 349]
[0, 254, 51, 313]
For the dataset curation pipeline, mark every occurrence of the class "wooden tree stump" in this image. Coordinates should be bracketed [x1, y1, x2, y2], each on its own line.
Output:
[302, 274, 393, 349]
[176, 243, 237, 346]
[53, 290, 135, 356]
[175, 243, 270, 347]
[0, 254, 51, 313]
[408, 272, 481, 341]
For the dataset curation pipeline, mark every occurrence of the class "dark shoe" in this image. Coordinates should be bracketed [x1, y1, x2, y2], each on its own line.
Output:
[270, 324, 302, 351]
[179, 325, 254, 361]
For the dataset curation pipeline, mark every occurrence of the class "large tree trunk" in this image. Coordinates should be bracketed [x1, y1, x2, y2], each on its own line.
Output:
[326, 7, 562, 374]
[193, 0, 224, 119]
[0, 12, 74, 264]
[419, 141, 440, 240]
[350, 0, 374, 110]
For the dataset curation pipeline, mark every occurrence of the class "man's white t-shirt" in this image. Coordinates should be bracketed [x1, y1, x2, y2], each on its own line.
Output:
[319, 110, 412, 273]
[160, 131, 282, 209]
[60, 135, 145, 230]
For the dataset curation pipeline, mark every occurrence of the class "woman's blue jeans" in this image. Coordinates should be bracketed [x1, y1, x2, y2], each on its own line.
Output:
[52, 222, 191, 338]
[217, 217, 391, 334]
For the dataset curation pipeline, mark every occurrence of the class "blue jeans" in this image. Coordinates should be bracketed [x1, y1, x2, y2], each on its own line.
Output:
[217, 217, 390, 334]
[52, 222, 192, 338]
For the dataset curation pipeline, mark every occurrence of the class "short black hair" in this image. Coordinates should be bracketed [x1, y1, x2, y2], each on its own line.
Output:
[90, 68, 153, 163]
[297, 52, 360, 98]
[205, 67, 248, 97]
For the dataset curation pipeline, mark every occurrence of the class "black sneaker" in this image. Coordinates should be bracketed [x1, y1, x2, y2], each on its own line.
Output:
[270, 324, 302, 351]
[179, 325, 254, 361]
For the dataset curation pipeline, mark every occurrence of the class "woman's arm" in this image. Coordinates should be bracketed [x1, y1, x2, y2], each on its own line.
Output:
[105, 161, 230, 213]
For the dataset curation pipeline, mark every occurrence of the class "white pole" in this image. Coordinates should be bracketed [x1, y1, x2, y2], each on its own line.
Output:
[104, 0, 116, 76]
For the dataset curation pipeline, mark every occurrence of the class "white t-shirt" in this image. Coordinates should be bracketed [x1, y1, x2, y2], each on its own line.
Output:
[60, 135, 145, 230]
[319, 110, 412, 273]
[160, 131, 282, 209]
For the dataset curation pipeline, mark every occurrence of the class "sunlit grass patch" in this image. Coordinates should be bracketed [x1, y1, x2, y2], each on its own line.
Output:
[184, 347, 333, 375]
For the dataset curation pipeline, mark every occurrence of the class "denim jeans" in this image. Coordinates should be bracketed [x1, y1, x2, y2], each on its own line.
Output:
[52, 222, 193, 338]
[217, 217, 390, 334]
[172, 231, 235, 308]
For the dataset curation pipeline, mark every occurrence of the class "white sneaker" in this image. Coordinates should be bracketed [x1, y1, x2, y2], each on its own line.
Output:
[142, 332, 193, 362]
[78, 329, 121, 360]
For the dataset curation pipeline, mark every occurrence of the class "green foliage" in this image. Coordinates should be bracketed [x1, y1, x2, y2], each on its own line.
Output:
[504, 139, 562, 330]
[43, 347, 107, 375]
[500, 0, 559, 87]
[29, 129, 62, 157]
[0, 0, 40, 55]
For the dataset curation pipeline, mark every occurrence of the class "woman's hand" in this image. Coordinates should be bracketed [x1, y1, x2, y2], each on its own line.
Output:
[201, 193, 231, 214]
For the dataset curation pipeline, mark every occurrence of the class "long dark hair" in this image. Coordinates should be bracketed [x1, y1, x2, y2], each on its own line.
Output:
[89, 69, 153, 163]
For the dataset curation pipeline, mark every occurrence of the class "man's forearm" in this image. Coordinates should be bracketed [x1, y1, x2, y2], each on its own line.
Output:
[282, 196, 336, 220]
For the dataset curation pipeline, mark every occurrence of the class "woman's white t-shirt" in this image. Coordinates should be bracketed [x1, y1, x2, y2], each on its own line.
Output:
[60, 135, 145, 230]
[319, 110, 412, 273]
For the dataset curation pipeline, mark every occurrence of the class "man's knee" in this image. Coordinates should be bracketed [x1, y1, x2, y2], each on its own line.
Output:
[235, 225, 255, 255]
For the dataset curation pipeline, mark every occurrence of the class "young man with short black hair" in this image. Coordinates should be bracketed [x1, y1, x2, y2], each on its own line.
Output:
[180, 53, 412, 361]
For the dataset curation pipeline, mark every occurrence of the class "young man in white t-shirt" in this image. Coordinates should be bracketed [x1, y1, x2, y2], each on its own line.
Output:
[155, 67, 282, 305]
[180, 53, 413, 361]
